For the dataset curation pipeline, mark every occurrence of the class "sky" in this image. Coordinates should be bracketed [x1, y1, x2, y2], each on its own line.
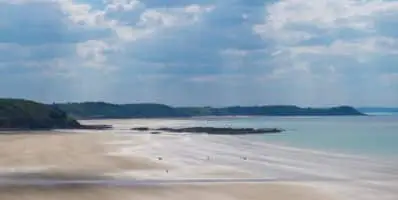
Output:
[0, 0, 397, 107]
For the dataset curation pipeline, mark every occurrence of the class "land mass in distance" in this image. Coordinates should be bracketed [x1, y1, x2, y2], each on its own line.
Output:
[0, 98, 365, 130]
[55, 102, 365, 119]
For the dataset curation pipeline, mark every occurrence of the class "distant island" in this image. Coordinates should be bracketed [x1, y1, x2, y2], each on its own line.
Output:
[55, 102, 365, 119]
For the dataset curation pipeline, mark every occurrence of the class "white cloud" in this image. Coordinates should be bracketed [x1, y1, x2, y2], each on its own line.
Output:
[105, 0, 141, 12]
[76, 40, 114, 68]
[185, 4, 215, 14]
[249, 0, 398, 106]
[0, 0, 52, 4]
[1, 0, 397, 106]
[220, 48, 248, 57]
[253, 0, 398, 81]
[55, 0, 215, 69]
[254, 0, 398, 44]
[138, 10, 180, 27]
[59, 0, 214, 40]
[59, 0, 108, 28]
[138, 4, 214, 28]
[288, 37, 398, 56]
[3, 0, 215, 69]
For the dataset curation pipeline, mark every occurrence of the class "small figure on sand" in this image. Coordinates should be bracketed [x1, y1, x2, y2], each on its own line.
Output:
[207, 156, 210, 160]
[241, 156, 247, 160]
[158, 157, 163, 161]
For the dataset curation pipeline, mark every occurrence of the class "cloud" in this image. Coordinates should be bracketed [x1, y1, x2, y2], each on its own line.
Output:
[0, 0, 397, 106]
[0, 0, 111, 45]
[105, 0, 141, 12]
[250, 0, 398, 106]
[76, 40, 116, 68]
[254, 0, 398, 45]
[287, 37, 398, 59]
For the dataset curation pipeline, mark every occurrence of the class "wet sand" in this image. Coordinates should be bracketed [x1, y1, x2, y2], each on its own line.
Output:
[0, 183, 331, 200]
[0, 132, 163, 172]
[0, 131, 334, 200]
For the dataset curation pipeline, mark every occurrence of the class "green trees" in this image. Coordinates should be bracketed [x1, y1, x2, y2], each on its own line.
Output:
[0, 99, 80, 129]
[56, 103, 364, 119]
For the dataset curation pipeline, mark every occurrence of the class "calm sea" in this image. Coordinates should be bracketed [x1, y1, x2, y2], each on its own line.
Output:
[191, 115, 398, 158]
[80, 115, 398, 200]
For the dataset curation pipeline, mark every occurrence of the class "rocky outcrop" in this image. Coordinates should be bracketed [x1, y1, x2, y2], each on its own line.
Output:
[131, 127, 283, 135]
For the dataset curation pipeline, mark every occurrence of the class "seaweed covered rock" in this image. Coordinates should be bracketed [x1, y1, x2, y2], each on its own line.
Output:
[132, 127, 284, 135]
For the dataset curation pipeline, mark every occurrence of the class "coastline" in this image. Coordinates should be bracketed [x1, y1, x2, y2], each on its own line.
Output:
[0, 130, 335, 200]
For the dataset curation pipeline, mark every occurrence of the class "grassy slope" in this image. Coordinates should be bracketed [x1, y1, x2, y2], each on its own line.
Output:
[0, 99, 80, 129]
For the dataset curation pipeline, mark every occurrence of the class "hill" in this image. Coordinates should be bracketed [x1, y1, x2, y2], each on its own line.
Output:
[55, 102, 364, 119]
[179, 105, 364, 116]
[56, 102, 188, 119]
[0, 99, 81, 129]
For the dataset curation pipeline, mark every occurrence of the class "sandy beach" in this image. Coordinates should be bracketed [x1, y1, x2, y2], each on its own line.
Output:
[0, 130, 334, 200]
[0, 132, 163, 172]
[0, 182, 330, 200]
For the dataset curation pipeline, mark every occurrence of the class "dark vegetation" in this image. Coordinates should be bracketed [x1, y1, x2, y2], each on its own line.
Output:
[0, 99, 110, 130]
[0, 98, 364, 130]
[55, 102, 364, 119]
[0, 99, 81, 129]
[55, 102, 187, 119]
[178, 105, 364, 116]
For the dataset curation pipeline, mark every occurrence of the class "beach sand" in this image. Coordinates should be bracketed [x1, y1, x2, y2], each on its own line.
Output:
[0, 183, 331, 200]
[0, 131, 334, 200]
[0, 132, 162, 172]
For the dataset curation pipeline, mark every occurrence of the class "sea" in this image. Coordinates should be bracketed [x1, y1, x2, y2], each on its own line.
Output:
[193, 115, 398, 158]
[81, 114, 398, 200]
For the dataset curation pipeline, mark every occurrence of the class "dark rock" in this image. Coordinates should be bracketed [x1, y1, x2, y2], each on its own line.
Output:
[79, 124, 113, 130]
[131, 126, 283, 135]
[131, 127, 150, 131]
[156, 127, 283, 134]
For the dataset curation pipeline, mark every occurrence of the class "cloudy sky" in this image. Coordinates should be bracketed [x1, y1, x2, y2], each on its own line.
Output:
[0, 0, 397, 106]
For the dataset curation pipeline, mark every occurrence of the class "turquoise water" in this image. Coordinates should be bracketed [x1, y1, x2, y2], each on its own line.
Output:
[85, 117, 398, 199]
[192, 116, 398, 158]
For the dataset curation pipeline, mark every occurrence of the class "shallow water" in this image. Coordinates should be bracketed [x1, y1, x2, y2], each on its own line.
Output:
[189, 116, 398, 158]
[81, 116, 398, 200]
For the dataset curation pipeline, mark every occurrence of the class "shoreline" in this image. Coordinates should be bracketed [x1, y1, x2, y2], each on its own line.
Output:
[0, 130, 335, 200]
